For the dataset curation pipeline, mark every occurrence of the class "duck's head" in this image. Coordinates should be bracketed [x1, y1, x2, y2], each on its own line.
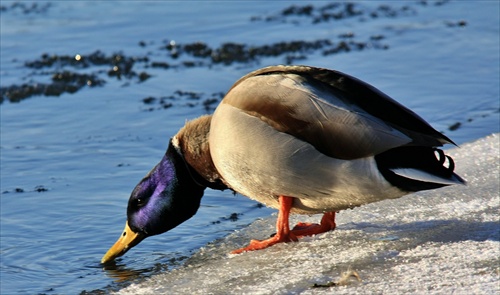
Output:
[101, 115, 225, 264]
[101, 140, 206, 264]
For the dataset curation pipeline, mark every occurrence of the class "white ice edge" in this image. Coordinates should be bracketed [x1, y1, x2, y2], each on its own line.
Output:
[118, 133, 499, 295]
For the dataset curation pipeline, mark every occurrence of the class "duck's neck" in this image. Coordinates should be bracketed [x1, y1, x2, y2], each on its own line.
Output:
[172, 115, 228, 190]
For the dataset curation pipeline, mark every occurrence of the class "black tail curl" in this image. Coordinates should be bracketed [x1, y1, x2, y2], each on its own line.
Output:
[375, 146, 465, 192]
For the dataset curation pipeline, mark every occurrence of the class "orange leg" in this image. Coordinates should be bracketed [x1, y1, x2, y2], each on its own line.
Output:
[231, 195, 298, 254]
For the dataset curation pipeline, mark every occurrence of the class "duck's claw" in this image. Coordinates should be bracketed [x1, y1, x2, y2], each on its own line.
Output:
[291, 212, 336, 238]
[231, 232, 298, 254]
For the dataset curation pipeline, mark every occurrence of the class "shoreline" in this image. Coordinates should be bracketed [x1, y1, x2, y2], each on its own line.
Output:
[118, 133, 499, 294]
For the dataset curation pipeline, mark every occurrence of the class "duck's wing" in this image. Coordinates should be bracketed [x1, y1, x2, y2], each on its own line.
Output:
[222, 65, 453, 160]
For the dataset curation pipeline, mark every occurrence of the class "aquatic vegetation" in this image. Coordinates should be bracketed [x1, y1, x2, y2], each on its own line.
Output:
[0, 0, 462, 104]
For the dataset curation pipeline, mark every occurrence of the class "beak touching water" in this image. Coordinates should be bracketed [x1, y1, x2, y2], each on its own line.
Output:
[101, 222, 145, 264]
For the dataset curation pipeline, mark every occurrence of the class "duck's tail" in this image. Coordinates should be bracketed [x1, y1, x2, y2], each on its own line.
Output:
[375, 146, 466, 192]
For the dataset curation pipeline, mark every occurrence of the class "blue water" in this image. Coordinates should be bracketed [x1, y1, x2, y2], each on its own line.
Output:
[1, 1, 498, 294]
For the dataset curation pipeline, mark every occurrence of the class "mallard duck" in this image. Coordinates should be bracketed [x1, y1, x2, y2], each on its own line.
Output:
[101, 65, 465, 263]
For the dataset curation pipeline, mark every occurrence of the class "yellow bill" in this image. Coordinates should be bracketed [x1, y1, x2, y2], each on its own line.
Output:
[101, 222, 144, 264]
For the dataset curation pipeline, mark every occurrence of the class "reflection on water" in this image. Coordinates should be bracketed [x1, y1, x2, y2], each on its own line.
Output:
[101, 252, 189, 283]
[102, 261, 156, 283]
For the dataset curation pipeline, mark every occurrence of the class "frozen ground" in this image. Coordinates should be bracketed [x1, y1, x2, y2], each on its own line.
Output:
[118, 134, 499, 295]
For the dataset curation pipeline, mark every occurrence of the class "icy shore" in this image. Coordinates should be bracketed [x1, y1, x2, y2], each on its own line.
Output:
[119, 134, 499, 294]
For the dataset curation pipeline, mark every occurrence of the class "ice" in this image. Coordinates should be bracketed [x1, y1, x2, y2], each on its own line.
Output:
[118, 134, 499, 294]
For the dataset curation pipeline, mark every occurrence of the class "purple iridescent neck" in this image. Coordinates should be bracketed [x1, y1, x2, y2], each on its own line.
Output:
[126, 141, 207, 236]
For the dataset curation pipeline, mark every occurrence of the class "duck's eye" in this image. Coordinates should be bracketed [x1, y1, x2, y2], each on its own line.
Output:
[136, 198, 145, 207]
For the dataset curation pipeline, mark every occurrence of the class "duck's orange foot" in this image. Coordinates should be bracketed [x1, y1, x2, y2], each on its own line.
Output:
[231, 232, 298, 254]
[291, 212, 337, 238]
[231, 233, 298, 254]
[230, 240, 268, 255]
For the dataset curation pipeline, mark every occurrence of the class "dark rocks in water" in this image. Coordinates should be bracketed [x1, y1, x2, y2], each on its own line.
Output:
[2, 2, 396, 104]
[0, 1, 52, 14]
[251, 2, 419, 24]
[157, 38, 384, 66]
[140, 91, 224, 113]
[150, 61, 171, 69]
[24, 51, 144, 73]
[52, 71, 104, 87]
[1, 51, 151, 103]
[211, 212, 242, 224]
[1, 72, 104, 103]
[34, 185, 49, 192]
[1, 0, 462, 106]
[142, 96, 156, 104]
[449, 122, 462, 131]
[138, 72, 152, 82]
[183, 42, 213, 58]
[202, 98, 220, 112]
[445, 20, 467, 27]
[1, 186, 48, 194]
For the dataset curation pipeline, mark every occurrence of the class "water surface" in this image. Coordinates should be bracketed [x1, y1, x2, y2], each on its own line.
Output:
[1, 1, 498, 294]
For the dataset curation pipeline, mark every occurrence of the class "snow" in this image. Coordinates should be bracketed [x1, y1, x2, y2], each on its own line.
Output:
[118, 134, 499, 294]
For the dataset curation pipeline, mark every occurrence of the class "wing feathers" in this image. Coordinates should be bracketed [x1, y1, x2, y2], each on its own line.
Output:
[226, 65, 455, 148]
[223, 70, 412, 159]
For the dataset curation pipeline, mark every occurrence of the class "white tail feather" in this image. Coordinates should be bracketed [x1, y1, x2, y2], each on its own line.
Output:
[390, 168, 464, 185]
